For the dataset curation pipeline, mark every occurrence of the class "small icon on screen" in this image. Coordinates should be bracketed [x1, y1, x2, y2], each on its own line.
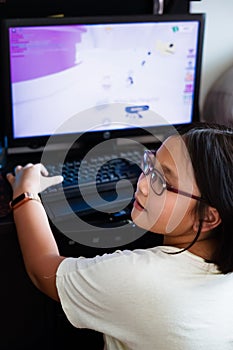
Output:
[172, 26, 179, 33]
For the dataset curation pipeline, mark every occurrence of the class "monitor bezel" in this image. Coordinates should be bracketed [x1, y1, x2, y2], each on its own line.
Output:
[1, 13, 205, 150]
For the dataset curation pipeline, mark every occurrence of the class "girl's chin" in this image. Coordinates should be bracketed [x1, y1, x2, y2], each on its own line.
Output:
[131, 206, 140, 219]
[131, 208, 161, 234]
[131, 208, 149, 230]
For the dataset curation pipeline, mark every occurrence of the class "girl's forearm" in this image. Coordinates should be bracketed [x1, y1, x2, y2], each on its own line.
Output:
[13, 199, 65, 301]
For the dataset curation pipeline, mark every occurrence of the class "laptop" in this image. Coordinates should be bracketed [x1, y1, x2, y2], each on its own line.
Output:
[0, 14, 205, 234]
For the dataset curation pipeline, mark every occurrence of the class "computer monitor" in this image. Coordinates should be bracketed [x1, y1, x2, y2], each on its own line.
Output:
[1, 14, 205, 149]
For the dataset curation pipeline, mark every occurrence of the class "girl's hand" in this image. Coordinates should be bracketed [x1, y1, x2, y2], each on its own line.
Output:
[6, 163, 63, 198]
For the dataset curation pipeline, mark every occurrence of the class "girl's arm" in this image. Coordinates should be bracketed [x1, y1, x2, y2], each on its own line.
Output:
[7, 163, 65, 301]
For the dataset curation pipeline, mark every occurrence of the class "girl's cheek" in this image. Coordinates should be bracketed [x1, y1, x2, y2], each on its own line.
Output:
[163, 197, 195, 234]
[145, 196, 168, 232]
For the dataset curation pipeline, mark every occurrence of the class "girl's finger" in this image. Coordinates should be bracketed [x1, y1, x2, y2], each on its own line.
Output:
[38, 163, 49, 177]
[6, 173, 15, 185]
[14, 165, 23, 173]
[24, 163, 34, 169]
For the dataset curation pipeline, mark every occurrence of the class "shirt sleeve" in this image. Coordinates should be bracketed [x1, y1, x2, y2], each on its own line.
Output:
[55, 249, 148, 337]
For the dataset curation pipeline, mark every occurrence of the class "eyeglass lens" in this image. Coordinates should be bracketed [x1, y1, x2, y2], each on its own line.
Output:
[142, 151, 166, 196]
[151, 171, 165, 195]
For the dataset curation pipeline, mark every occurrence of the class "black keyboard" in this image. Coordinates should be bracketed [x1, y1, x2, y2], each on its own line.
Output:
[0, 150, 143, 221]
[43, 149, 142, 200]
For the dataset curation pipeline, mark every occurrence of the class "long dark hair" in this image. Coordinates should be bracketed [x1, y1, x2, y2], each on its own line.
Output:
[180, 122, 233, 273]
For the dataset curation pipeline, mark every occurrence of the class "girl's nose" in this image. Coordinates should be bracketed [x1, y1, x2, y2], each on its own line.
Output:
[137, 172, 149, 196]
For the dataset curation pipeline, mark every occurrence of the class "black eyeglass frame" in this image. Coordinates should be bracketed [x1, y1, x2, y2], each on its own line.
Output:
[142, 150, 205, 202]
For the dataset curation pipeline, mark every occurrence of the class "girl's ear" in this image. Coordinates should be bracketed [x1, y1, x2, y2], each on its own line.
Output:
[193, 206, 222, 233]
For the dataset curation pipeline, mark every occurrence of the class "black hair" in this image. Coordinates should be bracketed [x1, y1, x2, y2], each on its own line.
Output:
[180, 122, 233, 273]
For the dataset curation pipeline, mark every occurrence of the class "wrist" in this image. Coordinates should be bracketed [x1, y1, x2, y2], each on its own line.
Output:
[10, 192, 41, 210]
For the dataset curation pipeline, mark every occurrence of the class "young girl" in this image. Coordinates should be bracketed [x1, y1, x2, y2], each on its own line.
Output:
[6, 122, 233, 349]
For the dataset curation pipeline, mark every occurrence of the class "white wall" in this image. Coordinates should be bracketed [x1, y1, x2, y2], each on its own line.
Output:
[190, 0, 233, 115]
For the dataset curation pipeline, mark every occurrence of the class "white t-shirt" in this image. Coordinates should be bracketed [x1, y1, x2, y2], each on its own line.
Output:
[56, 246, 233, 350]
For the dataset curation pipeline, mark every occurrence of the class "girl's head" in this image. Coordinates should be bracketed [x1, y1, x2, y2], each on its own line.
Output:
[132, 122, 233, 273]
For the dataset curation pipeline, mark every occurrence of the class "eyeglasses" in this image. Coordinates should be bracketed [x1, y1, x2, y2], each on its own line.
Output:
[141, 150, 204, 202]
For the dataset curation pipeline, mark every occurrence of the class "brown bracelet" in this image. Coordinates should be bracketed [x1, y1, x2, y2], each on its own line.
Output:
[9, 192, 41, 210]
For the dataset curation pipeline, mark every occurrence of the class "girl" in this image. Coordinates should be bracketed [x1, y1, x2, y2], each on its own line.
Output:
[7, 122, 233, 349]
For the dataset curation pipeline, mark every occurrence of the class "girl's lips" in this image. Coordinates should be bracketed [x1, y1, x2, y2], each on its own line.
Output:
[133, 197, 145, 211]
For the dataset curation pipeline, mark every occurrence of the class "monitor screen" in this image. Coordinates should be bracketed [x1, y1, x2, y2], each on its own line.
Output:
[2, 14, 205, 148]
